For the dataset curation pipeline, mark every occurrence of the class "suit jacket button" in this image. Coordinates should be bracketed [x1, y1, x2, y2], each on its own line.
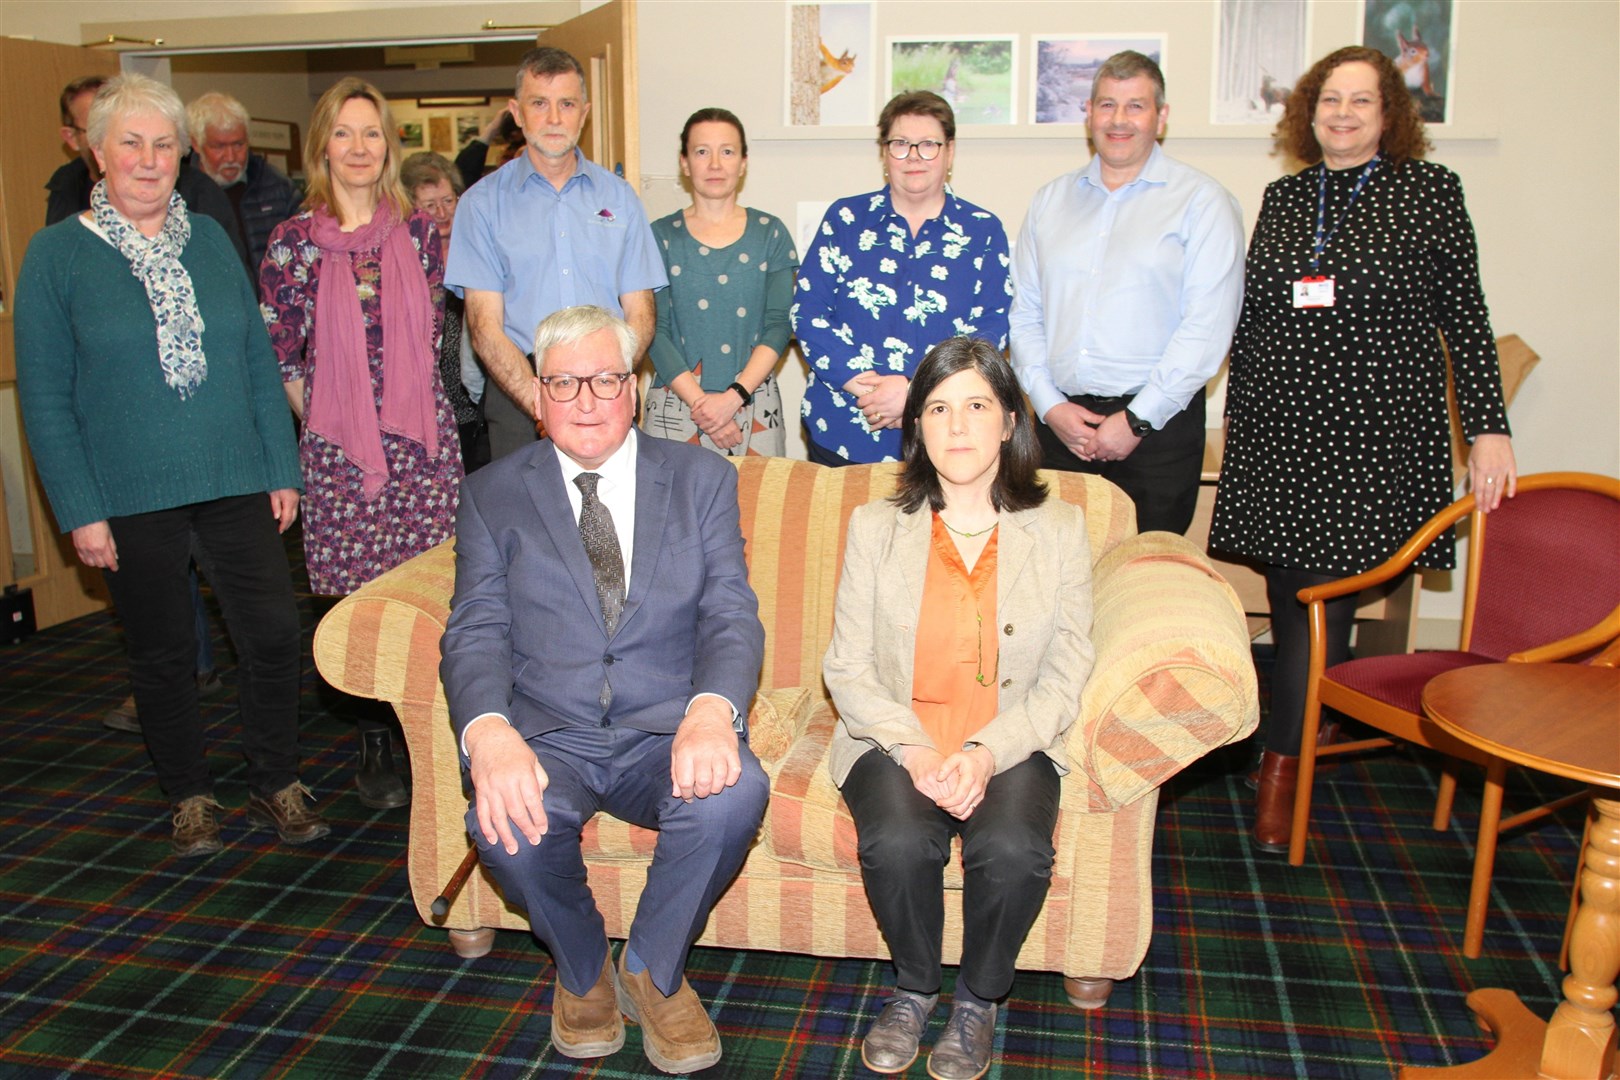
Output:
[600, 717, 611, 727]
[1000, 677, 1012, 689]
[1003, 623, 1014, 635]
[602, 654, 615, 665]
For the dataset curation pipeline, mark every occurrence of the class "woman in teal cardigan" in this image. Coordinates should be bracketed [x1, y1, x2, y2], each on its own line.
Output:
[14, 73, 324, 859]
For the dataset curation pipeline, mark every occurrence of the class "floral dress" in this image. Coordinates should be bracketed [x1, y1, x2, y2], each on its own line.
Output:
[791, 187, 1011, 463]
[260, 210, 461, 595]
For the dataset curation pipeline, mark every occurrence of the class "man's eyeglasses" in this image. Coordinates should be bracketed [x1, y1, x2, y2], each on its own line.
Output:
[539, 372, 634, 403]
[884, 138, 945, 161]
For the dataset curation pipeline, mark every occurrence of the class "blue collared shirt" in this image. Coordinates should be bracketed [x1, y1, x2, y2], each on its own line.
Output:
[445, 149, 667, 352]
[1009, 144, 1244, 430]
[792, 188, 1011, 463]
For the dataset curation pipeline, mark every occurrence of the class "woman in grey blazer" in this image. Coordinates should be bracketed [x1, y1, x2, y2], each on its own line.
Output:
[823, 338, 1095, 1080]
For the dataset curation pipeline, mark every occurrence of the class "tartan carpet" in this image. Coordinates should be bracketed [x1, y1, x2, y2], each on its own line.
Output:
[0, 547, 1595, 1078]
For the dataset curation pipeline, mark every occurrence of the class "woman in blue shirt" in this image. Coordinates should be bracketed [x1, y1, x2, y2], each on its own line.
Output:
[643, 108, 799, 456]
[792, 91, 1012, 466]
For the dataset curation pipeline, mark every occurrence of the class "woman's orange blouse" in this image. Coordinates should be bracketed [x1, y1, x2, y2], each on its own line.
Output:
[910, 514, 1000, 754]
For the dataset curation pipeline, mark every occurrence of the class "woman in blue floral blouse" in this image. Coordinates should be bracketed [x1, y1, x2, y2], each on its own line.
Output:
[792, 91, 1012, 465]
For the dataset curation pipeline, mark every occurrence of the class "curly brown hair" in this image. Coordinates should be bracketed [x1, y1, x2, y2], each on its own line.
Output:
[1274, 46, 1431, 167]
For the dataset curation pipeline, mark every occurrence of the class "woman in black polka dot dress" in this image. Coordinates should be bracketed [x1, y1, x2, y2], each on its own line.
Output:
[1210, 46, 1517, 851]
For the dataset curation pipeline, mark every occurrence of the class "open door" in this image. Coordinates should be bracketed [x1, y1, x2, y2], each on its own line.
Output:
[537, 0, 640, 189]
[0, 38, 122, 629]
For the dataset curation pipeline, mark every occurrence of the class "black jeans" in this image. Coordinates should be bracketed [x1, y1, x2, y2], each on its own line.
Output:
[1037, 392, 1205, 535]
[103, 494, 302, 801]
[841, 749, 1061, 1000]
[1263, 564, 1359, 756]
[803, 434, 854, 468]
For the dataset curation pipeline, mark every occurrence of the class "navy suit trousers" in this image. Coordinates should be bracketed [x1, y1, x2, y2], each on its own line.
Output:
[468, 723, 769, 997]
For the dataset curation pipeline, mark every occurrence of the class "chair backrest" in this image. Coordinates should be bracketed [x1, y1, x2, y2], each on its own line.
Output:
[1466, 474, 1620, 660]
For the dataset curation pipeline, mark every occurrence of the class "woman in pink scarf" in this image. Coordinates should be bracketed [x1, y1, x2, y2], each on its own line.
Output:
[260, 78, 462, 809]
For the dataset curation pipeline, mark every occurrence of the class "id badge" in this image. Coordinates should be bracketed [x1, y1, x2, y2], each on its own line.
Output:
[1293, 276, 1335, 308]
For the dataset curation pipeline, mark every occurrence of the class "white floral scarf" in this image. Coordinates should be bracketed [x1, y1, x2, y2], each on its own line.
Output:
[91, 181, 207, 398]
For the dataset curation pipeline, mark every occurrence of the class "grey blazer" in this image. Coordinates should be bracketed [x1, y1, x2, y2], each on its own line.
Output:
[822, 497, 1095, 787]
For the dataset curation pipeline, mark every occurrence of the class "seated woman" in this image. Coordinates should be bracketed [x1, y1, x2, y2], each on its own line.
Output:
[823, 338, 1095, 1079]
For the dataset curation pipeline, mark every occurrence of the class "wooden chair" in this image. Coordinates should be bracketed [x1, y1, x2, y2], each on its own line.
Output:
[1286, 471, 1620, 957]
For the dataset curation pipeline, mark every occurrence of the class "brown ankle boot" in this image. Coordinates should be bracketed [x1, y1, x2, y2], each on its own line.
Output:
[1246, 722, 1339, 789]
[1252, 751, 1300, 853]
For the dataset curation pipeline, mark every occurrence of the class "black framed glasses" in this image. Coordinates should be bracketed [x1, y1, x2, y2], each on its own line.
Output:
[884, 138, 945, 161]
[538, 372, 634, 403]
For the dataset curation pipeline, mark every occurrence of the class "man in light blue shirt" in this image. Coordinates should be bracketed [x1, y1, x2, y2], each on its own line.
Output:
[447, 46, 666, 461]
[1010, 51, 1243, 534]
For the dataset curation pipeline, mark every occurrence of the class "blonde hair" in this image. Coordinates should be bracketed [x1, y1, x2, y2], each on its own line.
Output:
[302, 78, 410, 222]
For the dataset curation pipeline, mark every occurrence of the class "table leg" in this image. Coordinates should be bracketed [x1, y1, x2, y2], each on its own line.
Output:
[1401, 791, 1619, 1080]
[1540, 792, 1619, 1079]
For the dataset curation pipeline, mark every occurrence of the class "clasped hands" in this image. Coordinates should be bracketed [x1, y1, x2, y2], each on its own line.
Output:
[895, 743, 995, 821]
[688, 387, 745, 450]
[466, 697, 742, 855]
[1046, 402, 1141, 464]
[846, 372, 909, 430]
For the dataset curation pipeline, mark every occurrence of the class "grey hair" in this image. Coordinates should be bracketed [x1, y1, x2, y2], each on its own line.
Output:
[185, 91, 251, 146]
[1092, 50, 1166, 110]
[401, 151, 464, 196]
[88, 73, 190, 155]
[532, 305, 636, 372]
[514, 46, 588, 102]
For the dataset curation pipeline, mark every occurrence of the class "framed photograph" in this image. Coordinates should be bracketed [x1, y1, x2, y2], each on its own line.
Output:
[889, 36, 1017, 125]
[455, 114, 483, 149]
[1361, 0, 1455, 124]
[786, 1, 875, 127]
[1212, 0, 1310, 125]
[1031, 35, 1165, 125]
[398, 122, 424, 149]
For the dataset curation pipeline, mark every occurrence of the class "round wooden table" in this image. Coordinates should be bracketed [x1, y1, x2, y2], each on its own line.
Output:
[1400, 662, 1619, 1080]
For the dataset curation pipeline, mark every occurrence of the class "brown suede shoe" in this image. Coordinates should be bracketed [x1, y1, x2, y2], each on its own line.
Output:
[246, 782, 331, 845]
[551, 953, 625, 1059]
[615, 951, 721, 1074]
[171, 795, 223, 858]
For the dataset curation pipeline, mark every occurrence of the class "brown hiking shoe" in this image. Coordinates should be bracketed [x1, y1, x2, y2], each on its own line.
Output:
[614, 951, 721, 1073]
[246, 782, 331, 845]
[551, 953, 625, 1059]
[172, 795, 224, 858]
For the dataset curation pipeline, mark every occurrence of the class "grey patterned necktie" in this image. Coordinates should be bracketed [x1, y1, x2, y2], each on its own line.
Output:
[574, 472, 626, 636]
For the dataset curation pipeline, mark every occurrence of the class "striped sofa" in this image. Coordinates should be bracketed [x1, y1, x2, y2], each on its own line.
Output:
[313, 457, 1258, 1003]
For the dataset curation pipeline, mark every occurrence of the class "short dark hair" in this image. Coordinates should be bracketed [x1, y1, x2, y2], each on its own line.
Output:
[892, 338, 1047, 515]
[60, 75, 107, 126]
[878, 90, 955, 144]
[1092, 50, 1166, 109]
[515, 46, 587, 101]
[679, 107, 747, 159]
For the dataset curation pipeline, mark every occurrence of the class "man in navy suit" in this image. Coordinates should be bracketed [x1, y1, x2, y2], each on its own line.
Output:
[441, 305, 767, 1074]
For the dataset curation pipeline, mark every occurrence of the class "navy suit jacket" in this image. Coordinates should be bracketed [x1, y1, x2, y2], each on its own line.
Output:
[440, 433, 764, 749]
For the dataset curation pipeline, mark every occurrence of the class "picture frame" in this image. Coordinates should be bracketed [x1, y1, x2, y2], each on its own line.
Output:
[889, 35, 1018, 125]
[1031, 34, 1165, 125]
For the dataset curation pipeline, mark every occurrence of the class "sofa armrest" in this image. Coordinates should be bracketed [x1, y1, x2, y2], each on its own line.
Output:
[1068, 532, 1260, 810]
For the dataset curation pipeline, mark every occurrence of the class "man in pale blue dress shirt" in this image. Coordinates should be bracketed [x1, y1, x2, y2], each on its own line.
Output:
[1009, 51, 1243, 534]
[446, 47, 667, 461]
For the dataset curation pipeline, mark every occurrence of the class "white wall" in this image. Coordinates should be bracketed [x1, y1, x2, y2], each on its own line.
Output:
[636, 0, 1618, 626]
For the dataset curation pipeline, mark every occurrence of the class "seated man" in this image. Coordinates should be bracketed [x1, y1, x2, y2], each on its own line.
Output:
[440, 305, 768, 1074]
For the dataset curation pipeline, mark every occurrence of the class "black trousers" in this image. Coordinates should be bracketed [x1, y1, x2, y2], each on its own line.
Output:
[803, 434, 854, 468]
[1037, 392, 1205, 535]
[103, 494, 302, 801]
[1263, 564, 1359, 756]
[841, 749, 1061, 1000]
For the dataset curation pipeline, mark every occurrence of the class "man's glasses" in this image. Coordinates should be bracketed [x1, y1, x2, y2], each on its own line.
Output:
[539, 372, 634, 403]
[884, 138, 945, 161]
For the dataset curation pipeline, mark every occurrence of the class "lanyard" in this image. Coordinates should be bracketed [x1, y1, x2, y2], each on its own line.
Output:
[1311, 155, 1380, 272]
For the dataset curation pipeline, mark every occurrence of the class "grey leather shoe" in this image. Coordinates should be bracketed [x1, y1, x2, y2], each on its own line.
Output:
[927, 1000, 996, 1080]
[860, 989, 937, 1074]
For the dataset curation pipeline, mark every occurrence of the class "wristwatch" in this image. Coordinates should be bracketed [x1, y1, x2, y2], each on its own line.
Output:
[727, 381, 753, 407]
[1122, 408, 1153, 438]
